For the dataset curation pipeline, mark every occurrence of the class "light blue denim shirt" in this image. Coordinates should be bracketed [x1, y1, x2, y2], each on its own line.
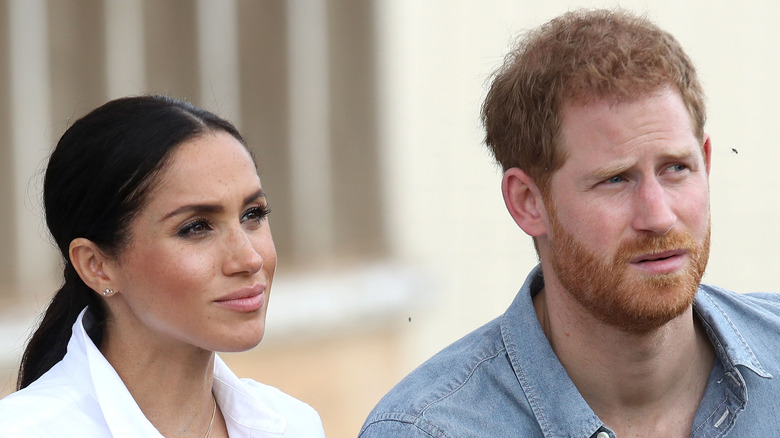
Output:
[359, 265, 780, 437]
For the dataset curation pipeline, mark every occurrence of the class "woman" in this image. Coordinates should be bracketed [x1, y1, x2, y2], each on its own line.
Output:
[0, 96, 326, 437]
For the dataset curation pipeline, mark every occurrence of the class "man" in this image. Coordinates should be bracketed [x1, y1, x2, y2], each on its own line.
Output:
[360, 9, 780, 437]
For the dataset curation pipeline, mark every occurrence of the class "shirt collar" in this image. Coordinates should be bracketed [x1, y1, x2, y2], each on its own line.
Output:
[693, 286, 772, 379]
[66, 308, 163, 437]
[212, 355, 287, 435]
[65, 308, 288, 437]
[501, 265, 605, 437]
[501, 266, 773, 438]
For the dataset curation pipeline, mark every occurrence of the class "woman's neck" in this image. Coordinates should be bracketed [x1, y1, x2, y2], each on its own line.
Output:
[100, 320, 219, 437]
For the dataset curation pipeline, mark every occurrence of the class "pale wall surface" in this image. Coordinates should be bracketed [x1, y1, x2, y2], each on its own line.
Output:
[375, 0, 780, 375]
[2, 1, 780, 436]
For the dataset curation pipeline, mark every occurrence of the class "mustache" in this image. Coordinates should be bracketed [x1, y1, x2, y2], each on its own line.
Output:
[614, 230, 700, 264]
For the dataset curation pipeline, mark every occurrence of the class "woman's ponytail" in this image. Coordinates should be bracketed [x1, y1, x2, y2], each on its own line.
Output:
[15, 95, 245, 389]
[16, 263, 105, 389]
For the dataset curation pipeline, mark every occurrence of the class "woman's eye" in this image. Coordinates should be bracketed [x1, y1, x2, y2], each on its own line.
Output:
[241, 206, 270, 225]
[176, 220, 212, 238]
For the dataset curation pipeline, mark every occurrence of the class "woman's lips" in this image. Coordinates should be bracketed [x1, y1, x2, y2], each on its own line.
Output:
[214, 285, 265, 312]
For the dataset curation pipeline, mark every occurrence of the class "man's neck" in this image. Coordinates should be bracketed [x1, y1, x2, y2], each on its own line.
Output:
[534, 285, 715, 437]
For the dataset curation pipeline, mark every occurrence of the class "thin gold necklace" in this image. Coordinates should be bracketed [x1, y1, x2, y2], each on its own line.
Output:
[204, 396, 216, 438]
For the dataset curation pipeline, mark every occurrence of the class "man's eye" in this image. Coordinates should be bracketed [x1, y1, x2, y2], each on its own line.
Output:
[606, 175, 624, 184]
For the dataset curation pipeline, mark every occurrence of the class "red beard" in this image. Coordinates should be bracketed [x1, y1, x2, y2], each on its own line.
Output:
[547, 207, 710, 334]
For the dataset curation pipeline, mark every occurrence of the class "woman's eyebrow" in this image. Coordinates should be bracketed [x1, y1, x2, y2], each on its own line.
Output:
[244, 189, 266, 205]
[161, 189, 266, 221]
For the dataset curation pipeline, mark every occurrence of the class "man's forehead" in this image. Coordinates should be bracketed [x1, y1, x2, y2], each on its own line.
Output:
[561, 88, 695, 135]
[555, 88, 703, 167]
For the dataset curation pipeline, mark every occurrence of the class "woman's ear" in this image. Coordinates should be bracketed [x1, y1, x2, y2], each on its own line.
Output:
[502, 168, 548, 237]
[68, 238, 116, 296]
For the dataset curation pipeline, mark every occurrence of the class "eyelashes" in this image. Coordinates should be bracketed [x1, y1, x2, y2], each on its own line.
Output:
[176, 219, 211, 238]
[176, 205, 271, 239]
[241, 205, 271, 224]
[597, 162, 691, 188]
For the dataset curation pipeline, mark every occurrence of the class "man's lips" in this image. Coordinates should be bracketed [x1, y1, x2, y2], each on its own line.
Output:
[630, 249, 686, 264]
[629, 249, 687, 274]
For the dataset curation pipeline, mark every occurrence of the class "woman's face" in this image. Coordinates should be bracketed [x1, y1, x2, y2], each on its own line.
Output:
[104, 131, 276, 353]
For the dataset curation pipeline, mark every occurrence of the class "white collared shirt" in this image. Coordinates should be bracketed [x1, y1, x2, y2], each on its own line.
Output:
[0, 309, 325, 437]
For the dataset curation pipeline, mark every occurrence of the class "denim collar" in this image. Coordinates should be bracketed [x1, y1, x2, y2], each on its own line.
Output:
[500, 265, 771, 438]
[694, 287, 771, 378]
[501, 266, 605, 437]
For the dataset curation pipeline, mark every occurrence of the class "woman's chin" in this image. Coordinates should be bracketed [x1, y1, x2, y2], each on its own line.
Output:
[217, 328, 266, 353]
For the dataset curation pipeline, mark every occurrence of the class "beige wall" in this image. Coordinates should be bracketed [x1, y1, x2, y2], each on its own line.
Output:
[2, 1, 780, 436]
[382, 0, 780, 336]
[376, 0, 780, 431]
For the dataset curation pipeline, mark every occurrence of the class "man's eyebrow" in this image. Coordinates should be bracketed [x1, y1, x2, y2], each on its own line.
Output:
[586, 161, 632, 182]
[659, 149, 695, 161]
[161, 189, 266, 221]
[585, 150, 696, 182]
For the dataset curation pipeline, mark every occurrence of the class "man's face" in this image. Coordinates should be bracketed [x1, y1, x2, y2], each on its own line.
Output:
[541, 88, 711, 333]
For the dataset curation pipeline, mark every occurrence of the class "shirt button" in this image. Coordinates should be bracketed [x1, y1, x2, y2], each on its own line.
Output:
[596, 432, 610, 438]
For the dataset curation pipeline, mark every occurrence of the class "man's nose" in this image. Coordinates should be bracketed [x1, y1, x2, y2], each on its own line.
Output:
[631, 178, 676, 235]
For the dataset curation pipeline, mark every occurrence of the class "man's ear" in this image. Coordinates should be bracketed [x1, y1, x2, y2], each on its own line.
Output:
[502, 168, 548, 237]
[702, 132, 712, 176]
[69, 238, 117, 296]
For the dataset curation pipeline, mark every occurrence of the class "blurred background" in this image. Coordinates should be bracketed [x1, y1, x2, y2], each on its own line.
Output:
[1, 0, 780, 436]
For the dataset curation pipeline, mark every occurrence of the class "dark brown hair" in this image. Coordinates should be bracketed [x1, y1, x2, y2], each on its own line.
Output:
[18, 95, 246, 389]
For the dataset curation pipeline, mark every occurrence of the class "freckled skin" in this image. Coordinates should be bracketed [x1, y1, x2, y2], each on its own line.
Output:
[539, 88, 711, 333]
[102, 132, 277, 357]
[525, 89, 716, 437]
